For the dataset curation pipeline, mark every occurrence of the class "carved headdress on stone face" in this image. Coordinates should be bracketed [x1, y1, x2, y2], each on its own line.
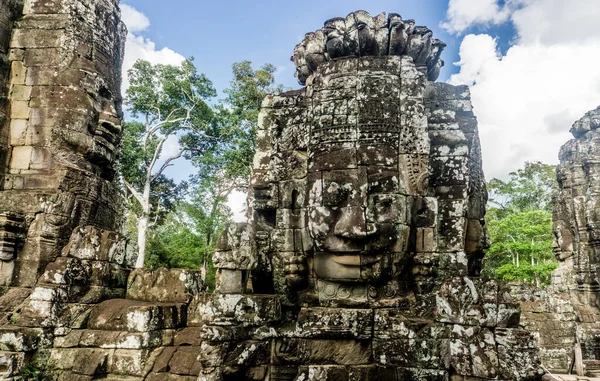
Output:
[291, 11, 446, 85]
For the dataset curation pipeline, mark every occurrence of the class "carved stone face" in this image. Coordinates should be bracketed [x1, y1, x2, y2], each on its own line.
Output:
[323, 17, 348, 58]
[307, 125, 411, 284]
[307, 169, 409, 283]
[51, 67, 122, 180]
[86, 79, 122, 167]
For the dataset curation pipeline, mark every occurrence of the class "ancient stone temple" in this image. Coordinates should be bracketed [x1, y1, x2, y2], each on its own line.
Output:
[198, 11, 542, 381]
[0, 4, 544, 380]
[516, 106, 600, 374]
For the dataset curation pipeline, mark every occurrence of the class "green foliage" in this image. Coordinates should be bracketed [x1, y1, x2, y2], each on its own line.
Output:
[483, 161, 559, 285]
[495, 262, 558, 285]
[8, 312, 19, 325]
[119, 58, 220, 266]
[208, 61, 287, 184]
[120, 58, 218, 188]
[121, 60, 283, 273]
[22, 357, 54, 381]
[145, 200, 221, 289]
[126, 58, 216, 130]
[488, 161, 557, 216]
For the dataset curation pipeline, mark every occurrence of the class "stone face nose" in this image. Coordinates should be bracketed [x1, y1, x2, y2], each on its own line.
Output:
[334, 206, 376, 239]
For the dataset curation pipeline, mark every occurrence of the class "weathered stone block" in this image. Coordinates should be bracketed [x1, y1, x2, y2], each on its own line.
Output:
[0, 327, 43, 352]
[9, 119, 27, 146]
[10, 60, 26, 85]
[273, 339, 371, 365]
[109, 348, 159, 377]
[295, 308, 373, 339]
[9, 145, 31, 169]
[449, 325, 498, 379]
[187, 294, 280, 327]
[217, 269, 245, 294]
[87, 299, 186, 332]
[126, 268, 204, 303]
[0, 351, 25, 378]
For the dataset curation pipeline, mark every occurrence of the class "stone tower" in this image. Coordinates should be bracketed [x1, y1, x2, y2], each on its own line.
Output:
[0, 0, 127, 288]
[515, 106, 600, 373]
[202, 11, 543, 381]
[0, 0, 137, 375]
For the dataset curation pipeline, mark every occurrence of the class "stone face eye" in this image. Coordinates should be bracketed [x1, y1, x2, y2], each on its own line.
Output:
[323, 181, 348, 206]
[99, 85, 112, 100]
[357, 22, 367, 30]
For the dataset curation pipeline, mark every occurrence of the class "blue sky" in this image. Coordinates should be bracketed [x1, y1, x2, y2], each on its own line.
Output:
[121, 0, 518, 93]
[119, 0, 600, 217]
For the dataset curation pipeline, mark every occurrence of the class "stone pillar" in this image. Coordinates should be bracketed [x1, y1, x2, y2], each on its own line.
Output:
[0, 0, 126, 287]
[0, 1, 24, 169]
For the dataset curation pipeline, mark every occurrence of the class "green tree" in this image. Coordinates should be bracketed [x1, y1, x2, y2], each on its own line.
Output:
[483, 161, 559, 286]
[211, 60, 287, 183]
[144, 181, 232, 289]
[180, 61, 285, 278]
[145, 205, 217, 289]
[120, 58, 216, 268]
[488, 161, 557, 216]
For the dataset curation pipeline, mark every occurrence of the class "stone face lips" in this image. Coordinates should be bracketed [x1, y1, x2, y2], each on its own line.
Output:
[291, 10, 446, 85]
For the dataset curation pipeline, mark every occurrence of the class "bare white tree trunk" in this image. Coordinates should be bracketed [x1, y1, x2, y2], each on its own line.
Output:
[136, 214, 149, 268]
[135, 178, 152, 268]
[122, 105, 197, 269]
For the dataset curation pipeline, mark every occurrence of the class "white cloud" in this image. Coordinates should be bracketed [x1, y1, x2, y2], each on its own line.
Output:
[450, 37, 600, 179]
[440, 0, 513, 34]
[512, 0, 600, 45]
[447, 34, 499, 86]
[444, 0, 600, 179]
[119, 4, 185, 93]
[120, 4, 149, 33]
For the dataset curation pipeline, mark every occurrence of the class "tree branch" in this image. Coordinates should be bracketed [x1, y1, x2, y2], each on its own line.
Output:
[120, 175, 145, 207]
[147, 137, 167, 182]
[151, 148, 185, 183]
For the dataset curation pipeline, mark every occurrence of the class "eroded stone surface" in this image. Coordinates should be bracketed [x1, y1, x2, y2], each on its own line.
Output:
[291, 11, 446, 85]
[0, 5, 545, 381]
[195, 10, 541, 381]
[516, 105, 600, 374]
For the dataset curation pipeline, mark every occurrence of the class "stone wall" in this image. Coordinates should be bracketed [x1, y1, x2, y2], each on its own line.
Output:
[0, 0, 24, 179]
[516, 106, 600, 374]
